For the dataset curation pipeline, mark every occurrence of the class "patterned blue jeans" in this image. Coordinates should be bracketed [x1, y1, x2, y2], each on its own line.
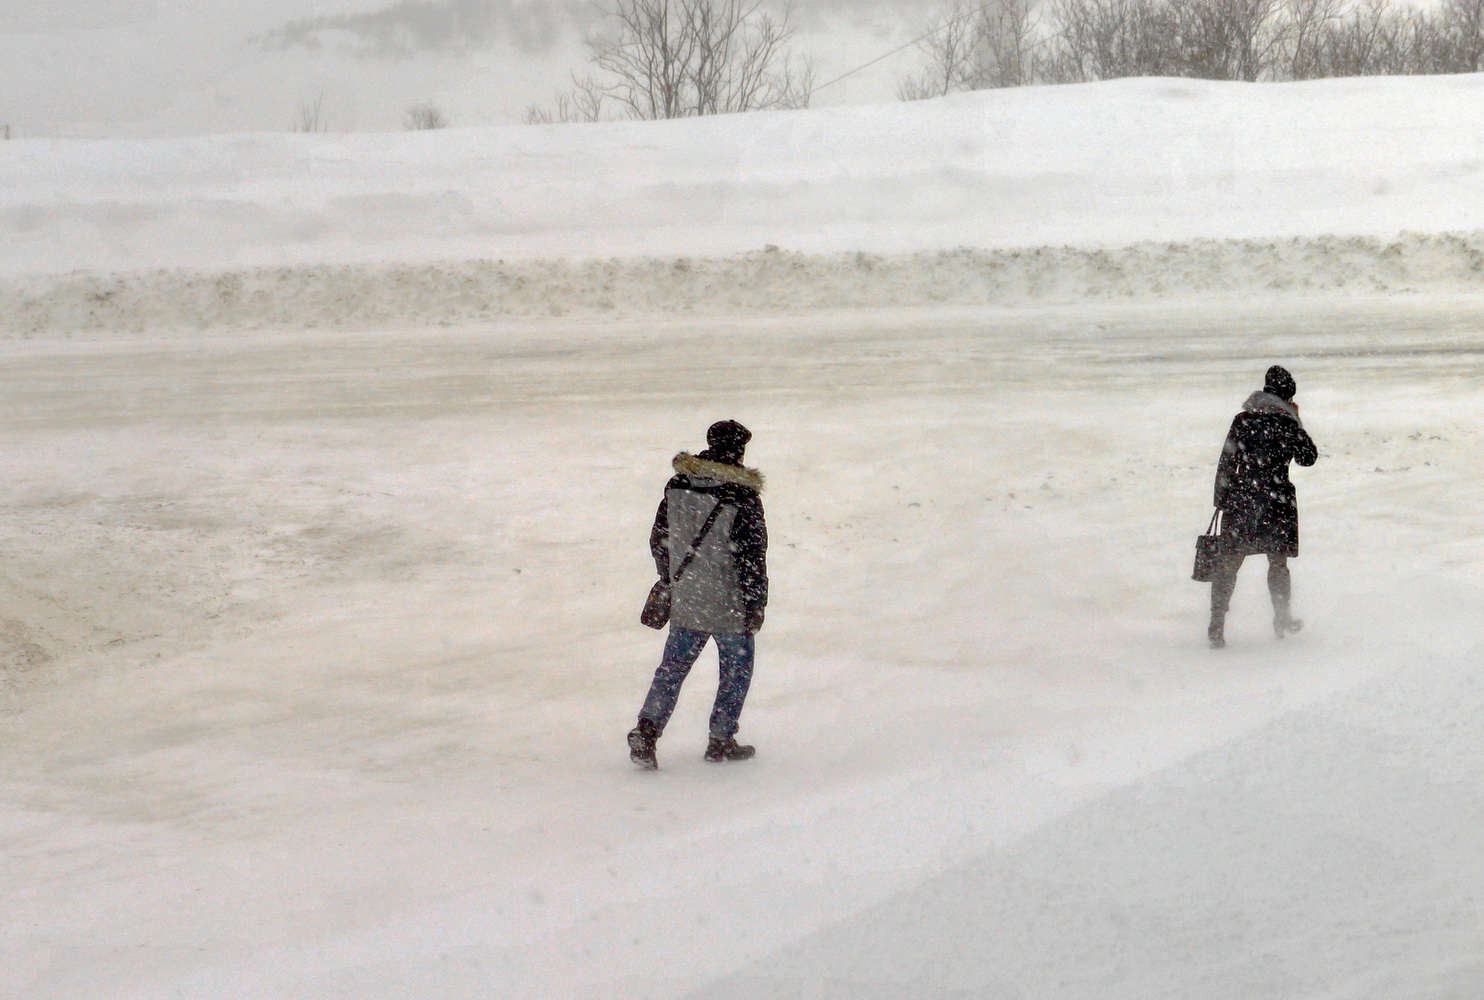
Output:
[639, 627, 755, 739]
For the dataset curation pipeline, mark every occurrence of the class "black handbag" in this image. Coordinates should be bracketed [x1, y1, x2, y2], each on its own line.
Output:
[1192, 510, 1224, 582]
[640, 500, 727, 629]
[640, 579, 672, 629]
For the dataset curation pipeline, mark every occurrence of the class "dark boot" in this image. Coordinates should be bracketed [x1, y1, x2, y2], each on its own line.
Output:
[1268, 555, 1301, 638]
[704, 735, 755, 763]
[628, 718, 659, 770]
[1209, 553, 1239, 650]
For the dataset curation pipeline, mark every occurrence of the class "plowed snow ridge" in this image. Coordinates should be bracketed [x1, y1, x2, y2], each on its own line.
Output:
[7, 231, 1484, 336]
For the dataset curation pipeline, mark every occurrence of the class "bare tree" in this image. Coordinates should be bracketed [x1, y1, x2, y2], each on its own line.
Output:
[899, 0, 984, 98]
[524, 76, 609, 124]
[901, 0, 1047, 98]
[1437, 0, 1484, 70]
[979, 0, 1047, 85]
[1388, 6, 1449, 73]
[1048, 0, 1180, 80]
[293, 94, 328, 133]
[1161, 0, 1285, 80]
[898, 0, 1484, 93]
[1357, 0, 1484, 75]
[1303, 0, 1400, 76]
[1048, 0, 1335, 82]
[404, 102, 449, 130]
[530, 0, 813, 122]
[1278, 0, 1343, 77]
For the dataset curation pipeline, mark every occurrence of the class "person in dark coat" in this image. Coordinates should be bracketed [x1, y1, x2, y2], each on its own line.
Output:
[628, 420, 768, 769]
[1208, 365, 1318, 648]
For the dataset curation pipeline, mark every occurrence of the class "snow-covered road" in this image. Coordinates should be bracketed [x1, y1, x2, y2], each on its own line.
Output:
[3, 294, 1482, 998]
[700, 641, 1484, 1000]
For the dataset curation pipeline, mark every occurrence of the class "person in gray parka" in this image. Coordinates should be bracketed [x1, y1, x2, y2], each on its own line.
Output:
[629, 420, 768, 769]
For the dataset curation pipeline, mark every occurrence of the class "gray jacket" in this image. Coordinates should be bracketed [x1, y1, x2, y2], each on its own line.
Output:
[650, 452, 768, 634]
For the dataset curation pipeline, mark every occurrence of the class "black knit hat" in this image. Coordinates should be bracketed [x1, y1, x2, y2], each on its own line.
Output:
[706, 420, 752, 463]
[1265, 365, 1297, 401]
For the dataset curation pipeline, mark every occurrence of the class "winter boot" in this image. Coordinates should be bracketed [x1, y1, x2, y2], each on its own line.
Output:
[1268, 558, 1300, 638]
[628, 718, 659, 770]
[1208, 617, 1226, 650]
[1274, 615, 1304, 639]
[704, 736, 755, 763]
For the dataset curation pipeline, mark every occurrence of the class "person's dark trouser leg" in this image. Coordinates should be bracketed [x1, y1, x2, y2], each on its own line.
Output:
[1210, 551, 1244, 642]
[1268, 554, 1292, 629]
[709, 632, 755, 739]
[639, 628, 710, 735]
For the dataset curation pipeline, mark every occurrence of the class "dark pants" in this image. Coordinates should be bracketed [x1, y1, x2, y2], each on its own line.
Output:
[639, 627, 755, 739]
[1210, 550, 1290, 635]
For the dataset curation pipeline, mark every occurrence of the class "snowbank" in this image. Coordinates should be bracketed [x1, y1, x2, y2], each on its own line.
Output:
[5, 74, 1484, 315]
[7, 74, 1484, 335]
[6, 231, 1484, 336]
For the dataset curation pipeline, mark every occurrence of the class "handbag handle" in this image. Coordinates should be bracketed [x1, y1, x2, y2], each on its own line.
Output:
[1206, 509, 1222, 534]
[671, 500, 727, 584]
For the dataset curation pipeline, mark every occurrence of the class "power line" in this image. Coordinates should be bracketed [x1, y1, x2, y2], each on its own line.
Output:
[811, 4, 980, 95]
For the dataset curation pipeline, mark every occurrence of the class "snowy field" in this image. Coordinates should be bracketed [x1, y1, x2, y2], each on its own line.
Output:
[5, 74, 1484, 280]
[4, 76, 1484, 999]
[5, 296, 1483, 998]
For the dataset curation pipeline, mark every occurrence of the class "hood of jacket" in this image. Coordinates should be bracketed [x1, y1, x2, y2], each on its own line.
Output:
[673, 452, 765, 492]
[1242, 390, 1301, 425]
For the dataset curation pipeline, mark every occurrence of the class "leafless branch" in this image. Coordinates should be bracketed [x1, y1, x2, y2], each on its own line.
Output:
[529, 0, 813, 123]
[404, 102, 449, 130]
[293, 94, 328, 133]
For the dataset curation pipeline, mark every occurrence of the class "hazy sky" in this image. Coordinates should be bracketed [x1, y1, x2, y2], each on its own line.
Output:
[0, 0, 927, 137]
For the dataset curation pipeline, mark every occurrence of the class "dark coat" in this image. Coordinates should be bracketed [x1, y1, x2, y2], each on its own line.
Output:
[1214, 391, 1318, 557]
[650, 451, 768, 634]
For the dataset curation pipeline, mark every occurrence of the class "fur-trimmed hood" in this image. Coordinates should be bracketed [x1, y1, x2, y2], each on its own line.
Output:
[673, 452, 765, 492]
[1243, 390, 1302, 425]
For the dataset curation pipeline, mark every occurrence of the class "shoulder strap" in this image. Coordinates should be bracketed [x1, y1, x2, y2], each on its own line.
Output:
[672, 500, 727, 584]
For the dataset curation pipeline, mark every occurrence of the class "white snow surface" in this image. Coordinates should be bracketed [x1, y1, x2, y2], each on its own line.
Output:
[4, 75, 1484, 999]
[7, 73, 1484, 276]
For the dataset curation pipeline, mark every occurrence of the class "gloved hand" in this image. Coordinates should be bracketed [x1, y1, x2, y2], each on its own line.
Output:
[744, 606, 765, 634]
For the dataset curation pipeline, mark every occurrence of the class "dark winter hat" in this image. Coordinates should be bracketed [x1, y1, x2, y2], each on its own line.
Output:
[1264, 365, 1297, 401]
[706, 420, 752, 463]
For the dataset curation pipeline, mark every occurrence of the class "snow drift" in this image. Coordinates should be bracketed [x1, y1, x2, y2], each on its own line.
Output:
[6, 231, 1484, 337]
[6, 74, 1484, 335]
